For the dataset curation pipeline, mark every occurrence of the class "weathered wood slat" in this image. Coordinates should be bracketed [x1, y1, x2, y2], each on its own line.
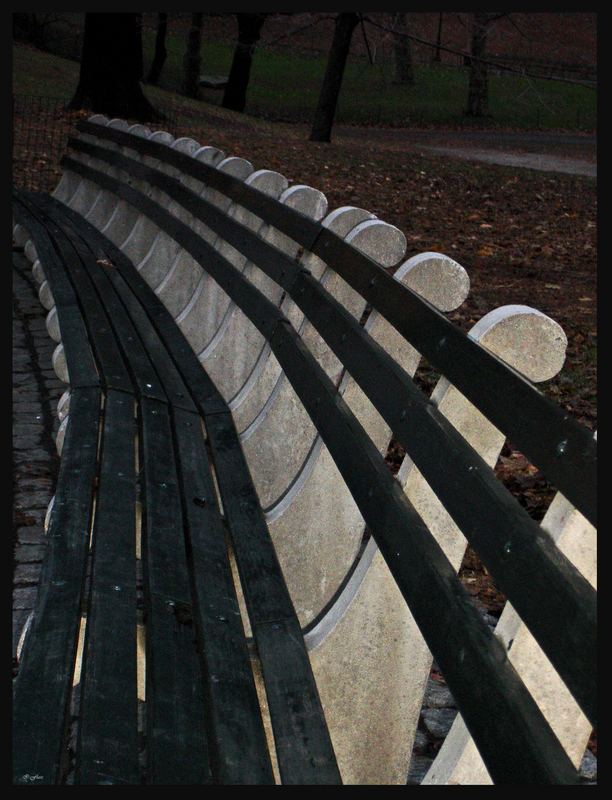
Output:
[31, 193, 212, 416]
[76, 390, 139, 785]
[172, 407, 275, 784]
[21, 192, 166, 403]
[139, 396, 211, 784]
[35, 200, 208, 414]
[204, 411, 342, 785]
[13, 192, 99, 388]
[17, 191, 132, 392]
[13, 191, 83, 309]
[13, 386, 102, 785]
[46, 195, 229, 412]
[18, 193, 134, 395]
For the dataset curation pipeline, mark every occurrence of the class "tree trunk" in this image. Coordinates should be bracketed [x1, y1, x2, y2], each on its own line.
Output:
[182, 12, 203, 98]
[466, 12, 491, 117]
[392, 13, 414, 85]
[67, 12, 158, 121]
[222, 13, 267, 113]
[434, 13, 443, 63]
[147, 12, 168, 85]
[309, 12, 359, 143]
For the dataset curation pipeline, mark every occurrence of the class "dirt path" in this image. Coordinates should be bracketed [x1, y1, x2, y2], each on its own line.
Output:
[333, 126, 597, 177]
[397, 145, 595, 177]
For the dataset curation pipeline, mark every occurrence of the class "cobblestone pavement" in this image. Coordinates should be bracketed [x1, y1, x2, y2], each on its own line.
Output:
[12, 251, 63, 663]
[11, 249, 596, 785]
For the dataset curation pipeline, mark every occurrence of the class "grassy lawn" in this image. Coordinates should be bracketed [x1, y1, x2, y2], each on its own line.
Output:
[12, 42, 80, 99]
[140, 29, 595, 130]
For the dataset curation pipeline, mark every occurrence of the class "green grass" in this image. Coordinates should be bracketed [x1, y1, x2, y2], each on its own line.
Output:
[12, 42, 80, 99]
[140, 29, 595, 130]
[13, 32, 596, 131]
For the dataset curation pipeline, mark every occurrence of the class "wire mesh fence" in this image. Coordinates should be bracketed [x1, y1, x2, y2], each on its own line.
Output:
[12, 95, 80, 193]
[12, 94, 182, 193]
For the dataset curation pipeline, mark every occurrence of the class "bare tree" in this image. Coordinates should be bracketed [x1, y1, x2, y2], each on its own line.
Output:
[222, 13, 267, 113]
[68, 13, 158, 121]
[147, 12, 168, 85]
[434, 12, 443, 63]
[392, 12, 414, 85]
[466, 12, 508, 117]
[182, 12, 203, 98]
[310, 12, 360, 143]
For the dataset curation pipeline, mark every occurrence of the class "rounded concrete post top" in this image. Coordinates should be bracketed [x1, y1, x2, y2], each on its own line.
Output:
[345, 218, 407, 268]
[148, 129, 175, 146]
[107, 118, 130, 131]
[395, 251, 470, 313]
[193, 145, 225, 166]
[468, 304, 567, 383]
[87, 114, 110, 126]
[246, 168, 289, 198]
[279, 184, 328, 221]
[128, 123, 152, 139]
[217, 155, 254, 179]
[322, 206, 377, 238]
[171, 136, 200, 155]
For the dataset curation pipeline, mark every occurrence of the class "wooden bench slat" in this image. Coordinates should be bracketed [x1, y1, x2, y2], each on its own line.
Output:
[19, 193, 135, 395]
[47, 192, 195, 411]
[13, 386, 102, 785]
[139, 397, 212, 784]
[14, 190, 84, 310]
[70, 124, 597, 528]
[38, 195, 230, 416]
[204, 411, 342, 785]
[35, 191, 218, 416]
[172, 407, 276, 784]
[13, 192, 100, 388]
[24, 192, 168, 403]
[76, 389, 139, 785]
[109, 278, 197, 413]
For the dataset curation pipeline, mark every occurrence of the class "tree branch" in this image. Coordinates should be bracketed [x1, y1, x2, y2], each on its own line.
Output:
[361, 15, 595, 88]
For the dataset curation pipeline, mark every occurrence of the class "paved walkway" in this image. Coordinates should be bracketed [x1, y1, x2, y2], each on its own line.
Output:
[399, 145, 596, 177]
[334, 126, 597, 178]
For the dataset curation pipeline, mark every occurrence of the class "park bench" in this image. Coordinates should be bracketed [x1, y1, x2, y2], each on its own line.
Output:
[12, 115, 596, 785]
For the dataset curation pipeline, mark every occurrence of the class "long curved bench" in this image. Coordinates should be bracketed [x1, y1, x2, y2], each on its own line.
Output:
[12, 115, 596, 785]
